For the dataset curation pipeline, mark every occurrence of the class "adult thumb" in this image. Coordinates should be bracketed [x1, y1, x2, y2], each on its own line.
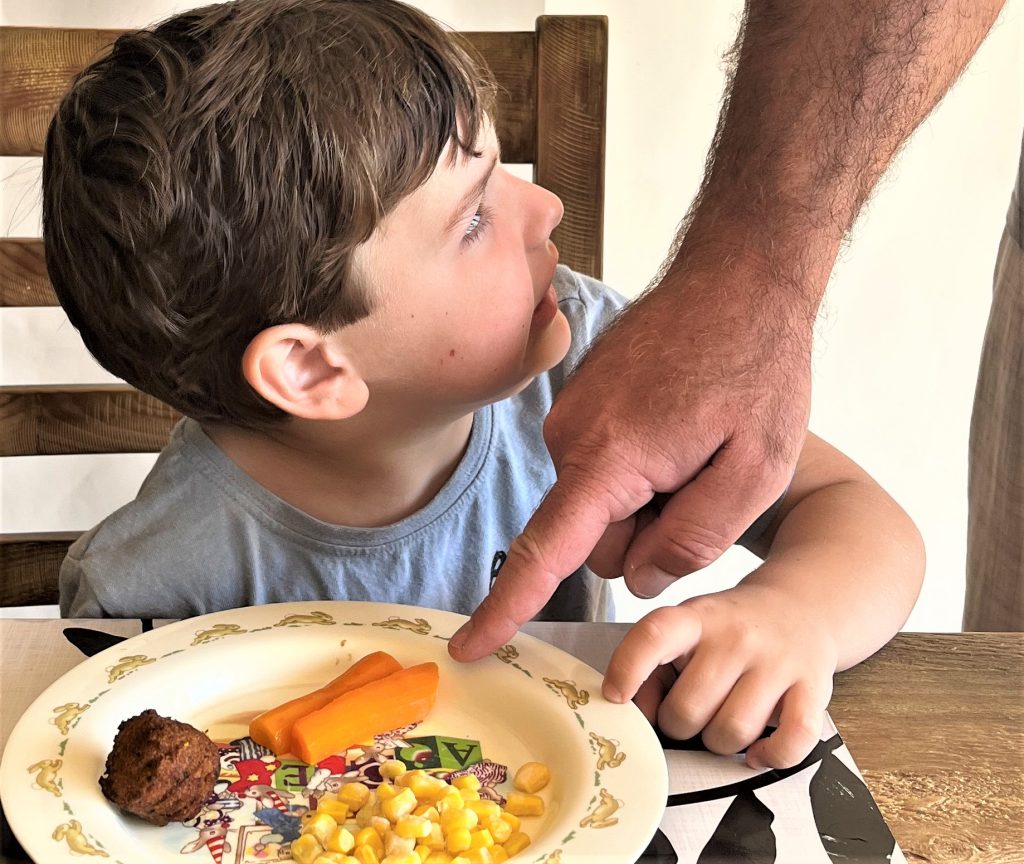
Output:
[623, 456, 780, 598]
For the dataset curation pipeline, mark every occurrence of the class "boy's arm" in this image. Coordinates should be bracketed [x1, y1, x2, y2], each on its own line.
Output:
[603, 433, 925, 769]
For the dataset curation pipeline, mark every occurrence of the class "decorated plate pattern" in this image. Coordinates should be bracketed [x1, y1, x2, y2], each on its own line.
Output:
[1, 601, 667, 863]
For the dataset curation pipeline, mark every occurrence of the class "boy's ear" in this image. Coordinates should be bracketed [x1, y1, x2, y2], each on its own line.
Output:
[242, 324, 369, 420]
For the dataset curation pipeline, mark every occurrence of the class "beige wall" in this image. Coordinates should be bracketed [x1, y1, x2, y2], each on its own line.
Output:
[2, 0, 1021, 629]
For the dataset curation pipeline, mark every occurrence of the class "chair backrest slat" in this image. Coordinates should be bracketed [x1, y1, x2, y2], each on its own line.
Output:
[0, 238, 55, 306]
[1, 391, 181, 457]
[536, 16, 607, 281]
[0, 16, 608, 607]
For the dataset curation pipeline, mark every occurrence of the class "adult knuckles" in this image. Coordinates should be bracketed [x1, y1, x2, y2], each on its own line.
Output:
[654, 524, 731, 572]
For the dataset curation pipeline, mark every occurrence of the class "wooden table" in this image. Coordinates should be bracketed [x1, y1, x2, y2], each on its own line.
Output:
[1, 622, 1021, 863]
[829, 633, 1023, 864]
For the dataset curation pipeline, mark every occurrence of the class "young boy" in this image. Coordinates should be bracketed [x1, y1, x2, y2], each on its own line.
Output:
[45, 0, 923, 769]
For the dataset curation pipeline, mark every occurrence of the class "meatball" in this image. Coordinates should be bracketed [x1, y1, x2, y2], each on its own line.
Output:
[99, 709, 220, 826]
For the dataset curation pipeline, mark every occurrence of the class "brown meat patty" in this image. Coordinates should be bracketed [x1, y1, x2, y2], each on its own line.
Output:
[99, 709, 220, 826]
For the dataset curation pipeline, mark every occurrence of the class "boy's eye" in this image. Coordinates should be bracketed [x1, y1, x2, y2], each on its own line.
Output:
[462, 204, 492, 246]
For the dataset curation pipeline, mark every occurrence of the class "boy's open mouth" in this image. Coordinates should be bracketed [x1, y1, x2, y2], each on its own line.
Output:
[531, 283, 558, 327]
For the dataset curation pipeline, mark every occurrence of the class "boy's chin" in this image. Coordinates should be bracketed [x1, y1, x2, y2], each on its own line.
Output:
[531, 308, 572, 372]
[490, 311, 572, 402]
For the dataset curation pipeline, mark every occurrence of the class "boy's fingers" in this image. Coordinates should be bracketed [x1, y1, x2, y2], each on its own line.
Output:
[624, 446, 787, 598]
[631, 664, 677, 725]
[601, 606, 702, 705]
[745, 679, 831, 770]
[699, 671, 783, 756]
[655, 646, 749, 742]
[448, 470, 628, 662]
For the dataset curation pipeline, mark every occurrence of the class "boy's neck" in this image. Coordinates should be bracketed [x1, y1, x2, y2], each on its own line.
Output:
[203, 411, 476, 528]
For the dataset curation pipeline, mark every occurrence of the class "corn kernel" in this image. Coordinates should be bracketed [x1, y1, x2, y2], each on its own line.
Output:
[313, 854, 355, 864]
[384, 833, 416, 857]
[468, 829, 493, 849]
[317, 799, 352, 822]
[304, 813, 340, 847]
[356, 827, 385, 856]
[395, 816, 433, 840]
[380, 854, 419, 864]
[460, 790, 480, 802]
[446, 827, 472, 854]
[413, 804, 440, 821]
[439, 808, 478, 833]
[489, 847, 508, 864]
[377, 782, 398, 801]
[424, 823, 445, 851]
[382, 787, 418, 823]
[436, 791, 464, 813]
[424, 853, 454, 864]
[352, 846, 380, 864]
[326, 827, 356, 854]
[466, 801, 501, 824]
[292, 833, 325, 864]
[408, 773, 449, 802]
[452, 775, 480, 792]
[503, 793, 543, 818]
[380, 760, 408, 780]
[497, 812, 519, 832]
[502, 832, 531, 856]
[512, 762, 550, 794]
[414, 845, 431, 862]
[356, 800, 378, 828]
[484, 819, 511, 845]
[339, 782, 372, 811]
[462, 849, 494, 864]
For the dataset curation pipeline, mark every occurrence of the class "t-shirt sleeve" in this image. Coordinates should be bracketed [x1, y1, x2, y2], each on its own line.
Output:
[59, 545, 105, 618]
[552, 266, 629, 374]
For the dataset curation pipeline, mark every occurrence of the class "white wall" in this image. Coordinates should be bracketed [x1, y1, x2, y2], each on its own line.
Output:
[2, 0, 1021, 630]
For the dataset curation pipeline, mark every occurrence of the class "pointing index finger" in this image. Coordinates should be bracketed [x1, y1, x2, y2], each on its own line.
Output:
[448, 472, 619, 661]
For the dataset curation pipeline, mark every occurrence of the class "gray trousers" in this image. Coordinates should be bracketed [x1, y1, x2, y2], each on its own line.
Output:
[965, 136, 1024, 631]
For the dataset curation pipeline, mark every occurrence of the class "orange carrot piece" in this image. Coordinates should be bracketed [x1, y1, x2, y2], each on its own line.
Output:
[249, 651, 402, 755]
[292, 662, 440, 765]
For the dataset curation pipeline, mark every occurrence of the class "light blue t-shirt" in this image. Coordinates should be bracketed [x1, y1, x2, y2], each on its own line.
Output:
[60, 266, 626, 620]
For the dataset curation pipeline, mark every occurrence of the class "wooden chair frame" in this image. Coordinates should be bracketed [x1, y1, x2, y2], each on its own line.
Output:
[0, 16, 607, 606]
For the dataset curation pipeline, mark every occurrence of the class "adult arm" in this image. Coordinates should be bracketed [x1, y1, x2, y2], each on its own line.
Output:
[450, 0, 1005, 661]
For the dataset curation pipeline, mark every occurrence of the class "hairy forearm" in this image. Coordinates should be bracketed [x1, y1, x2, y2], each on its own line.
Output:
[673, 0, 1006, 323]
[745, 479, 925, 671]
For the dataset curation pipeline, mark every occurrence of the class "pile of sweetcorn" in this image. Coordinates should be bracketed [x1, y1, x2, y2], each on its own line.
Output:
[290, 759, 551, 864]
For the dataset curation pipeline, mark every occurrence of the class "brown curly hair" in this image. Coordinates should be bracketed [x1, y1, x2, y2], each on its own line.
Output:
[43, 0, 494, 428]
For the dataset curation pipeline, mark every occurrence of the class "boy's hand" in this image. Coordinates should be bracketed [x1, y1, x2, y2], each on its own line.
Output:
[607, 583, 838, 770]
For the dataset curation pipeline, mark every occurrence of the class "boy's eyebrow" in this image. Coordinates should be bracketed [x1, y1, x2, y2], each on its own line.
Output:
[444, 153, 498, 235]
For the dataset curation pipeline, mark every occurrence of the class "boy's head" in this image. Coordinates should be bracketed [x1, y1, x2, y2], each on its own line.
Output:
[44, 0, 549, 429]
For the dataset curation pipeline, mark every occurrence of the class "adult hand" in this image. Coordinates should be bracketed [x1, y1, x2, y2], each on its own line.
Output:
[449, 260, 812, 661]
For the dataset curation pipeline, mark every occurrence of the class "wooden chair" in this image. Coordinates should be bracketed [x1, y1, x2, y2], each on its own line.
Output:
[0, 17, 608, 607]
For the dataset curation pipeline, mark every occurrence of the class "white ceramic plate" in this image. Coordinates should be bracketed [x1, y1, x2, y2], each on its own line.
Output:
[1, 601, 667, 863]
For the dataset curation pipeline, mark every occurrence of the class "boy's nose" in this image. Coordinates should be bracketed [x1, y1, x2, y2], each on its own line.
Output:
[529, 182, 564, 247]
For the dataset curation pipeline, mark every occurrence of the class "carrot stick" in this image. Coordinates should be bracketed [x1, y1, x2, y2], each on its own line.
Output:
[249, 651, 402, 755]
[292, 662, 440, 765]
